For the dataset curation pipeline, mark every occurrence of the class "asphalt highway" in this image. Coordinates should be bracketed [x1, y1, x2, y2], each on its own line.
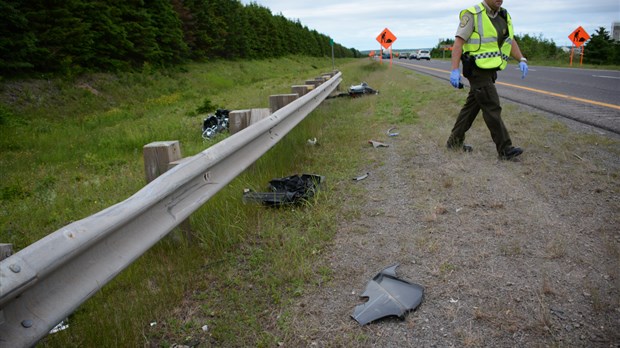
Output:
[392, 59, 620, 135]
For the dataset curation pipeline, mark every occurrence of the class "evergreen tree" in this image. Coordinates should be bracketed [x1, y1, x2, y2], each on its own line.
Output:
[0, 0, 360, 76]
[146, 0, 188, 64]
[0, 0, 39, 73]
[21, 0, 94, 73]
[584, 27, 614, 65]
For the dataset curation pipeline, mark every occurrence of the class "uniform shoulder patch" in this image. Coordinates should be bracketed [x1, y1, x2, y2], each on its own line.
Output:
[459, 16, 470, 28]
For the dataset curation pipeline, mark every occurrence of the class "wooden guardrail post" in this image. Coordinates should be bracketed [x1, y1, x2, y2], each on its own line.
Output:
[269, 94, 298, 113]
[143, 141, 192, 244]
[291, 85, 314, 97]
[229, 109, 251, 135]
[229, 108, 271, 135]
[305, 79, 322, 88]
[143, 141, 182, 183]
[0, 243, 12, 261]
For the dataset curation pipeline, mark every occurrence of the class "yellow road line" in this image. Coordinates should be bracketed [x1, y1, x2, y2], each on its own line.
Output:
[399, 62, 620, 111]
[495, 82, 620, 110]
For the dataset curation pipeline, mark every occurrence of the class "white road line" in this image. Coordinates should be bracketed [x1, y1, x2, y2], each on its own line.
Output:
[592, 75, 620, 79]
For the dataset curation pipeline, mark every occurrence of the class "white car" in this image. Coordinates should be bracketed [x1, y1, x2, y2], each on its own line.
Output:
[416, 50, 431, 60]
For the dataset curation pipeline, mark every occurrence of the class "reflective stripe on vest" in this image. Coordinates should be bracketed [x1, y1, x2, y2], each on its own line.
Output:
[461, 3, 513, 70]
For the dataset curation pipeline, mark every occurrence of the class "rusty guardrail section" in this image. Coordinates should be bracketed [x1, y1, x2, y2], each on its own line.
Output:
[0, 72, 342, 347]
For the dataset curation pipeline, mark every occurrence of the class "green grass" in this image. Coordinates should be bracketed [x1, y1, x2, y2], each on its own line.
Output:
[0, 56, 390, 346]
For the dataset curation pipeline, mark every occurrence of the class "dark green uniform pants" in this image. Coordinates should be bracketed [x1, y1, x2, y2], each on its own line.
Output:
[447, 68, 512, 154]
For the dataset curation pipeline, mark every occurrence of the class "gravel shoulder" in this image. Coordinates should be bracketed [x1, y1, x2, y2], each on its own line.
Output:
[283, 98, 620, 347]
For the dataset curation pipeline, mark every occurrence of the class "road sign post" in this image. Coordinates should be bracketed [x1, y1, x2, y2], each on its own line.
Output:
[568, 26, 590, 66]
[376, 28, 397, 67]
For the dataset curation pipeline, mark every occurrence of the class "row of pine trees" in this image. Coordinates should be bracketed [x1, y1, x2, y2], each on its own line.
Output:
[0, 0, 362, 76]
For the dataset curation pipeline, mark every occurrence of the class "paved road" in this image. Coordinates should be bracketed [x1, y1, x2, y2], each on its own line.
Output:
[393, 59, 620, 134]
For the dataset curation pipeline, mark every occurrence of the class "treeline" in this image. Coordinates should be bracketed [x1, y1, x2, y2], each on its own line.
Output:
[0, 0, 361, 76]
[434, 28, 620, 65]
[433, 34, 563, 61]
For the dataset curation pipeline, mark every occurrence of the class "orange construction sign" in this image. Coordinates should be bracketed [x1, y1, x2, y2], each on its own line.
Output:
[376, 28, 397, 49]
[568, 26, 590, 47]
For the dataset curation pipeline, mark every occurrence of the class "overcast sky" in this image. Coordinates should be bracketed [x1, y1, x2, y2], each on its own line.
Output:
[240, 0, 620, 51]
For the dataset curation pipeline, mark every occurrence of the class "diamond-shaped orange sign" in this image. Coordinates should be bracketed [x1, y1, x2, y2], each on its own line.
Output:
[568, 26, 590, 47]
[376, 28, 397, 49]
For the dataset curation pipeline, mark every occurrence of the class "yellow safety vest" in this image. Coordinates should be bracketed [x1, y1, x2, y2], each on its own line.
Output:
[461, 3, 513, 70]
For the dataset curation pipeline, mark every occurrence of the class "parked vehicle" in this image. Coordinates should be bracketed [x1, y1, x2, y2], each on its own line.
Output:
[416, 50, 431, 60]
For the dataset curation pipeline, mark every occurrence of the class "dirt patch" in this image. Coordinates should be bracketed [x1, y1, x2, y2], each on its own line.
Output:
[282, 108, 620, 347]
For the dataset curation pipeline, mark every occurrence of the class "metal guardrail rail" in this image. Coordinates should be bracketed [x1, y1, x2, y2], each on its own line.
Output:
[0, 72, 342, 347]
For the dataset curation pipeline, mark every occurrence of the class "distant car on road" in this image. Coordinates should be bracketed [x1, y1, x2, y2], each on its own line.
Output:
[398, 53, 408, 59]
[416, 50, 431, 60]
[408, 53, 417, 60]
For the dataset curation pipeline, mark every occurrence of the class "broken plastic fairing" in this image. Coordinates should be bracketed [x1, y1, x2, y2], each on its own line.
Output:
[352, 263, 424, 325]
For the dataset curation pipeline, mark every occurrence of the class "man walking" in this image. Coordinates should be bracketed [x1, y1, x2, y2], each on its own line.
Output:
[447, 0, 528, 160]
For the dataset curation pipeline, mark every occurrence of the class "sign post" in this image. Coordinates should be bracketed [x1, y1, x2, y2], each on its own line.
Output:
[376, 28, 397, 67]
[568, 26, 590, 66]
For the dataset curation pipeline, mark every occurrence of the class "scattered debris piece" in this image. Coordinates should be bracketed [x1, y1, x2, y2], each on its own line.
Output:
[307, 137, 318, 146]
[202, 324, 209, 332]
[243, 174, 325, 206]
[353, 172, 370, 181]
[369, 140, 389, 148]
[450, 298, 459, 303]
[49, 320, 69, 334]
[349, 82, 379, 96]
[351, 263, 424, 325]
[327, 82, 379, 99]
[550, 307, 567, 320]
[386, 127, 399, 137]
[202, 109, 229, 139]
[150, 322, 157, 327]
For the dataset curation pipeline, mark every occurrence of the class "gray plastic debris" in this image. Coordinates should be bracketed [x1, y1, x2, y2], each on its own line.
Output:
[369, 140, 389, 148]
[386, 127, 399, 137]
[353, 172, 369, 181]
[352, 264, 424, 325]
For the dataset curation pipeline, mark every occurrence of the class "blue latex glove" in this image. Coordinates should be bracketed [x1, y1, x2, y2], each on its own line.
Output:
[519, 61, 528, 79]
[450, 69, 461, 88]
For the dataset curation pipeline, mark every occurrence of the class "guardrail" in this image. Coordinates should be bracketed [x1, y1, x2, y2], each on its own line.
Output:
[0, 71, 342, 347]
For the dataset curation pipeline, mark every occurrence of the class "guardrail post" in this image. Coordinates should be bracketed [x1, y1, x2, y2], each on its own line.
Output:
[305, 79, 322, 88]
[143, 141, 192, 244]
[0, 244, 11, 326]
[269, 94, 298, 113]
[229, 108, 271, 135]
[229, 109, 251, 135]
[315, 76, 328, 85]
[291, 85, 313, 97]
[143, 141, 182, 183]
[0, 243, 12, 261]
[250, 108, 270, 124]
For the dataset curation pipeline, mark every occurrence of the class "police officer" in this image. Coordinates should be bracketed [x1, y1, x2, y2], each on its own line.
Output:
[447, 0, 528, 160]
